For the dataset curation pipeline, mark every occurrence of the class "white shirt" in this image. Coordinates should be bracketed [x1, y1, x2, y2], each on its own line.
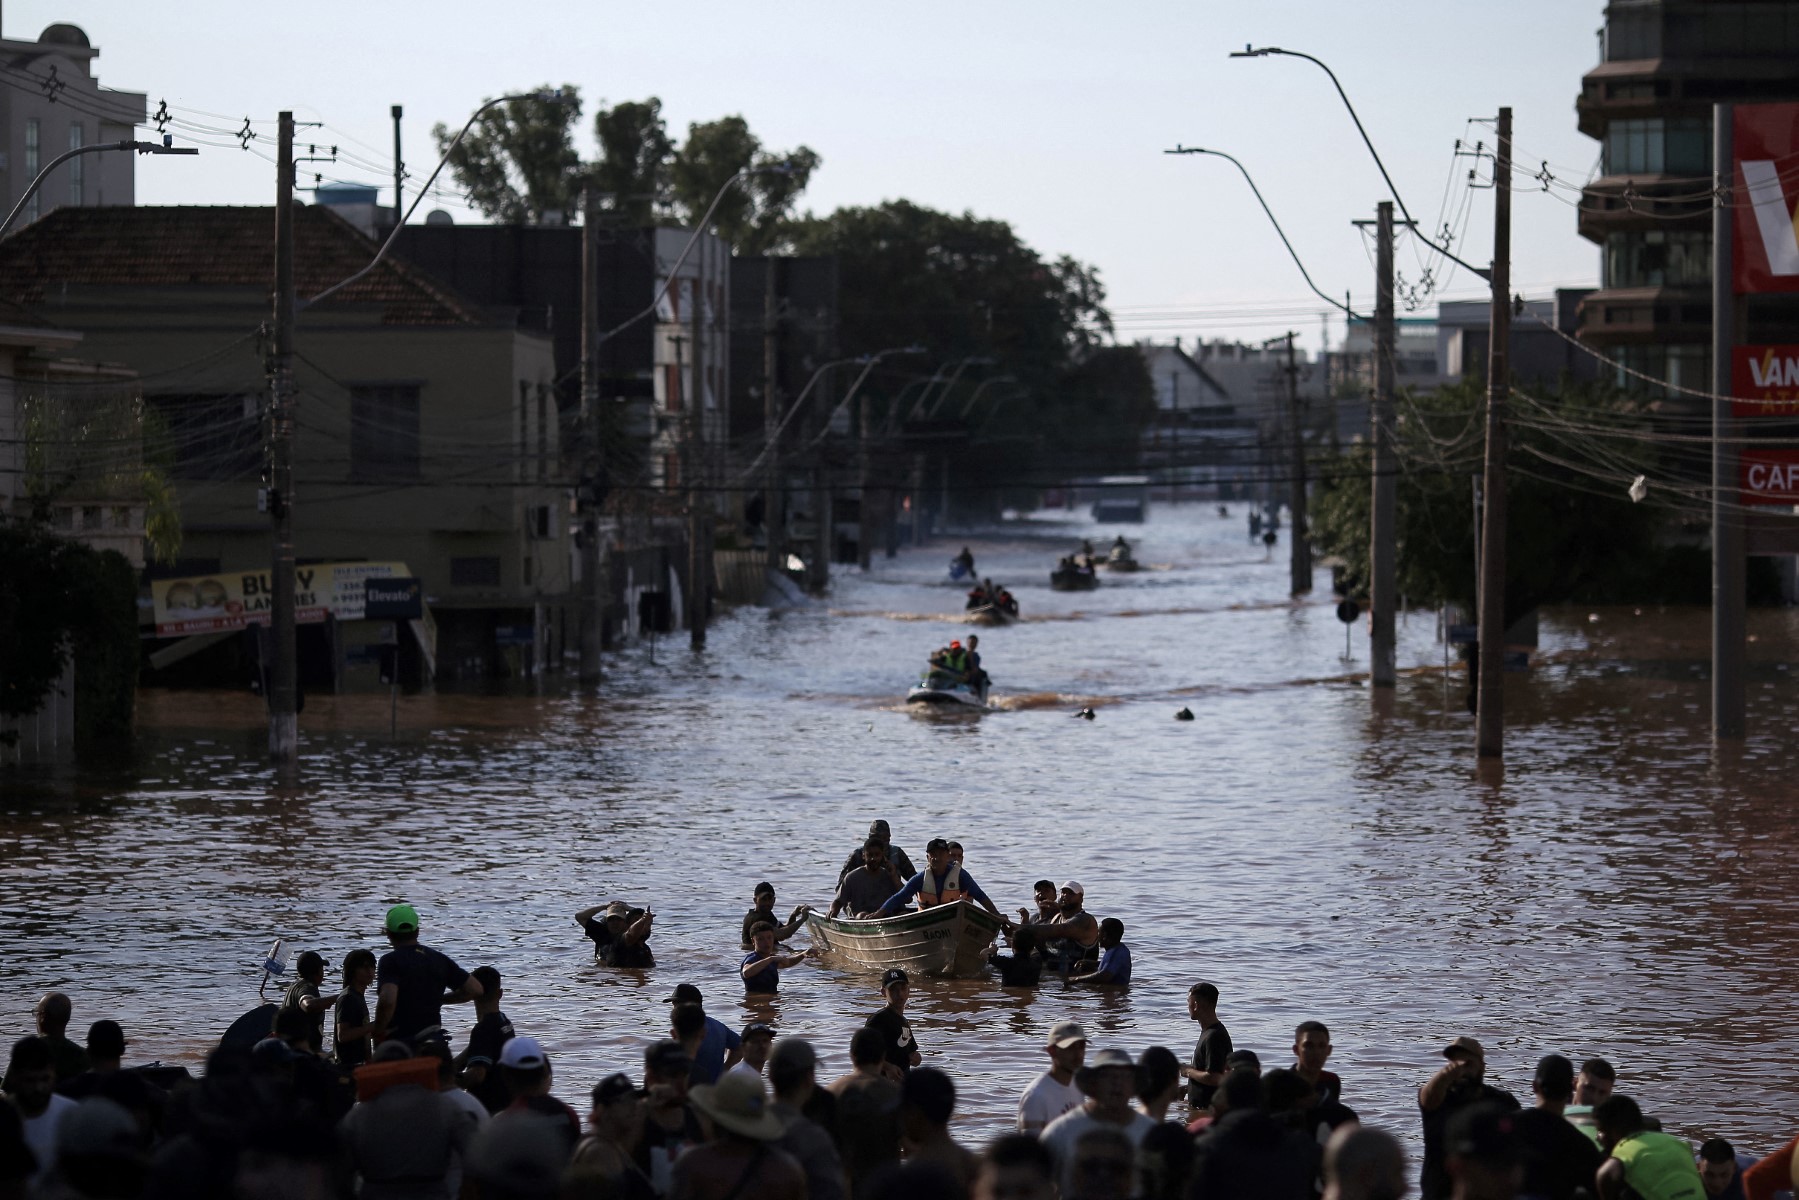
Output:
[439, 1087, 488, 1200]
[1017, 1072, 1084, 1134]
[1039, 1106, 1156, 1196]
[21, 1093, 77, 1185]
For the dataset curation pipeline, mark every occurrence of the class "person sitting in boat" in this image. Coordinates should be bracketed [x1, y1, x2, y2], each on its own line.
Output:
[1080, 539, 1095, 558]
[838, 820, 917, 887]
[965, 582, 989, 610]
[874, 838, 1011, 928]
[932, 640, 972, 683]
[953, 546, 975, 576]
[739, 881, 810, 950]
[1029, 882, 1100, 976]
[963, 636, 988, 693]
[832, 837, 907, 918]
[1112, 535, 1129, 552]
[997, 588, 1019, 617]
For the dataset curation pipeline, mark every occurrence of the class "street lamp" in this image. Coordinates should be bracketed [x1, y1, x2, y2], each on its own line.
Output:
[955, 374, 1018, 420]
[1165, 145, 1361, 320]
[0, 139, 197, 238]
[1229, 45, 1488, 281]
[309, 89, 574, 308]
[910, 355, 995, 423]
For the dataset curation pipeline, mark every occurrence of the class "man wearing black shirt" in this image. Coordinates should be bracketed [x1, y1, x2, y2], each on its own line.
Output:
[1417, 1036, 1521, 1200]
[1511, 1054, 1604, 1200]
[459, 965, 515, 1113]
[638, 1039, 708, 1196]
[738, 882, 809, 949]
[575, 901, 656, 967]
[372, 904, 482, 1046]
[865, 968, 920, 1080]
[1183, 981, 1232, 1109]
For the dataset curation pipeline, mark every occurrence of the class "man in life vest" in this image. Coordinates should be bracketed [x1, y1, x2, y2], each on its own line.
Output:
[875, 839, 1011, 928]
[934, 641, 971, 682]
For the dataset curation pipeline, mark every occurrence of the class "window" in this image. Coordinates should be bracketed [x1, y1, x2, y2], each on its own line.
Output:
[1604, 230, 1712, 287]
[1604, 118, 1710, 175]
[67, 123, 83, 206]
[536, 385, 548, 482]
[1606, 7, 1661, 60]
[24, 120, 39, 222]
[350, 384, 420, 480]
[148, 392, 262, 480]
[1614, 343, 1711, 398]
[450, 556, 501, 586]
[517, 381, 529, 482]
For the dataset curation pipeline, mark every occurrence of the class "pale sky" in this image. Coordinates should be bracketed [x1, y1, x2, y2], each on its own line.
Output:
[13, 1, 1607, 357]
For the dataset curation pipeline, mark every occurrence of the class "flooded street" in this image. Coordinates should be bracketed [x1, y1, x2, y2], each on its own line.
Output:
[7, 504, 1799, 1152]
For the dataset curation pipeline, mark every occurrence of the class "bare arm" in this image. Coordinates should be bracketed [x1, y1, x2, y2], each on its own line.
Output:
[443, 975, 483, 1006]
[743, 955, 780, 979]
[623, 911, 655, 946]
[299, 992, 338, 1015]
[1418, 1062, 1465, 1112]
[575, 905, 605, 927]
[372, 982, 398, 1043]
[1595, 1159, 1626, 1200]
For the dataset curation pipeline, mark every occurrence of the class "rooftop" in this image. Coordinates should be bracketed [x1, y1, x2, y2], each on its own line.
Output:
[0, 205, 484, 326]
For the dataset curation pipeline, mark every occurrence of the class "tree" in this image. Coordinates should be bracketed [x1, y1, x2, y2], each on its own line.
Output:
[592, 97, 673, 226]
[669, 116, 819, 253]
[434, 85, 586, 225]
[1308, 380, 1701, 621]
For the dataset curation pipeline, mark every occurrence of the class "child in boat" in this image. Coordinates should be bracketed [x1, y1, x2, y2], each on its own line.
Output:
[1069, 918, 1131, 987]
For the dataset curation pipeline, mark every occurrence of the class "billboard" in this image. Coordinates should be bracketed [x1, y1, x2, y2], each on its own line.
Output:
[1731, 345, 1799, 416]
[1733, 103, 1799, 295]
[1739, 450, 1799, 506]
[151, 561, 412, 637]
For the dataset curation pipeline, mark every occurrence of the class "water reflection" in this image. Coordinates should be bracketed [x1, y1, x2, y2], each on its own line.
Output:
[3, 508, 1799, 1151]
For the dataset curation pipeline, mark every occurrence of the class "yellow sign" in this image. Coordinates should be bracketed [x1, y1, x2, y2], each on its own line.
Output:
[151, 561, 412, 637]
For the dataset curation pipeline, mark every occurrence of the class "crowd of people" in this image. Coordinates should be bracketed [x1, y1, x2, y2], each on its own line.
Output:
[5, 826, 1795, 1199]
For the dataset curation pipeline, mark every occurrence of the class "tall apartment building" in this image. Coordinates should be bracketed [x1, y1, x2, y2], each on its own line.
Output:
[1577, 1, 1799, 394]
[0, 21, 146, 225]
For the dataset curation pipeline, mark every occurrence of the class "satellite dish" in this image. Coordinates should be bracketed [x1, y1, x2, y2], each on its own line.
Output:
[424, 210, 454, 227]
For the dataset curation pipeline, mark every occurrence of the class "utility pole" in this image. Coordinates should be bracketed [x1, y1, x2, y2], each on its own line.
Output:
[1475, 107, 1513, 758]
[1712, 102, 1745, 739]
[267, 112, 298, 763]
[390, 105, 403, 226]
[689, 273, 711, 650]
[1282, 331, 1312, 595]
[1369, 202, 1397, 687]
[578, 185, 604, 683]
[857, 393, 873, 570]
[763, 259, 781, 576]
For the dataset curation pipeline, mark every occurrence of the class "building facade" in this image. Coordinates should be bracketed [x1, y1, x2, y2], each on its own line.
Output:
[1577, 0, 1799, 394]
[0, 21, 145, 226]
[0, 204, 571, 685]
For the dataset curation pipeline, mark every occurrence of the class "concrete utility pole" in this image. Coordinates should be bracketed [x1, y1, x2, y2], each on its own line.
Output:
[578, 185, 604, 683]
[1369, 202, 1397, 687]
[1282, 331, 1312, 595]
[1712, 102, 1745, 739]
[687, 282, 709, 650]
[1475, 107, 1513, 759]
[763, 259, 781, 575]
[268, 112, 299, 763]
[391, 105, 403, 225]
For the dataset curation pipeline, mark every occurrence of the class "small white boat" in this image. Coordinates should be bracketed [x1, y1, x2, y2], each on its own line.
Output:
[805, 900, 1005, 978]
[906, 669, 991, 709]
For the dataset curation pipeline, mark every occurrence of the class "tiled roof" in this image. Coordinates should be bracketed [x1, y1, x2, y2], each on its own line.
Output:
[0, 205, 483, 326]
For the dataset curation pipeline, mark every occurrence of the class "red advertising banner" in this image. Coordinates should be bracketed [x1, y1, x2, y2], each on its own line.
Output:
[1740, 449, 1799, 506]
[1734, 104, 1799, 295]
[1731, 345, 1799, 415]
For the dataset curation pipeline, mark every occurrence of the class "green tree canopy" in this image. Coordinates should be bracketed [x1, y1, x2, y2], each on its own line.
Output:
[434, 85, 586, 225]
[592, 97, 673, 226]
[669, 116, 820, 254]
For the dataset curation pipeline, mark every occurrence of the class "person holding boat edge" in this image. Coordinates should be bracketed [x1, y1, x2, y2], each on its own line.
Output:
[874, 838, 1011, 928]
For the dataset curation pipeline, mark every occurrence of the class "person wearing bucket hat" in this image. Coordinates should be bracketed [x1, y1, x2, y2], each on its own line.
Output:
[372, 904, 482, 1047]
[1040, 1048, 1154, 1197]
[674, 1072, 804, 1200]
[574, 899, 656, 968]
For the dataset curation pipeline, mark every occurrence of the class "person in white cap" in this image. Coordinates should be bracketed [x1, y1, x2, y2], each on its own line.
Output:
[1039, 1048, 1154, 1197]
[674, 1071, 804, 1200]
[1018, 1020, 1088, 1135]
[1031, 882, 1101, 976]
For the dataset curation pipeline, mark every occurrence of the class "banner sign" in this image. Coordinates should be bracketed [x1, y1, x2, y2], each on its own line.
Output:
[151, 561, 411, 637]
[1739, 450, 1799, 506]
[1731, 345, 1799, 415]
[1733, 103, 1799, 295]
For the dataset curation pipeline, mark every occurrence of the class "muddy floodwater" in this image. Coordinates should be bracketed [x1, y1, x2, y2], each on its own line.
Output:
[6, 505, 1799, 1154]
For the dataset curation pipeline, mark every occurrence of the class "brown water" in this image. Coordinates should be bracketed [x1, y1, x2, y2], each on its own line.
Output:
[6, 506, 1799, 1156]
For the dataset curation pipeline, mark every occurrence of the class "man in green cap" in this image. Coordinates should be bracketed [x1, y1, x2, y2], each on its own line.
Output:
[372, 903, 483, 1046]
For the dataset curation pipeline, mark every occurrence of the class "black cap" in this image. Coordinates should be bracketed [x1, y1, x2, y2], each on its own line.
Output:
[1224, 1049, 1261, 1073]
[742, 1021, 776, 1040]
[925, 837, 950, 854]
[662, 984, 703, 1005]
[592, 1072, 645, 1106]
[644, 1039, 691, 1076]
[881, 967, 909, 989]
[86, 1020, 126, 1060]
